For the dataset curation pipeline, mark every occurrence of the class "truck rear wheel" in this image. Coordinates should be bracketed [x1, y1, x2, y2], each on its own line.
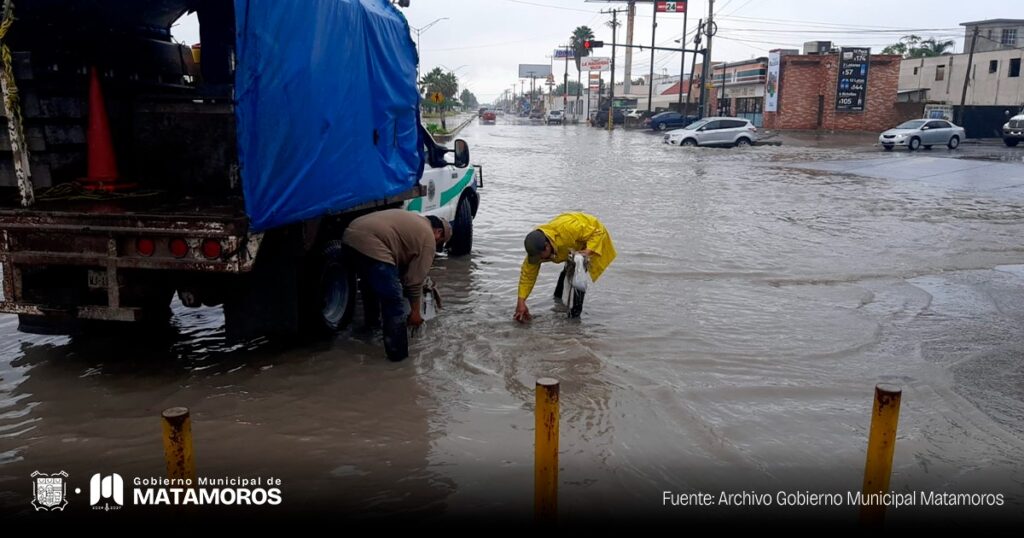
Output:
[447, 195, 474, 256]
[301, 240, 356, 335]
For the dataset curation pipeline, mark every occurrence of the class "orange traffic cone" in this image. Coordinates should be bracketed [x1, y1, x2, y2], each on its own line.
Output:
[79, 67, 136, 192]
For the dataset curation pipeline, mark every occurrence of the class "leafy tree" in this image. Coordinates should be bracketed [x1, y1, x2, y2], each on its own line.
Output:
[555, 81, 583, 95]
[459, 89, 479, 110]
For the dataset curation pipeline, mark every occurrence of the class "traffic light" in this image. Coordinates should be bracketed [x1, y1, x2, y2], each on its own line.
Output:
[583, 40, 604, 50]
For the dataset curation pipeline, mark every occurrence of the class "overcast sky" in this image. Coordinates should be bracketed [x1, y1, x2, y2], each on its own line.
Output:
[172, 0, 1012, 102]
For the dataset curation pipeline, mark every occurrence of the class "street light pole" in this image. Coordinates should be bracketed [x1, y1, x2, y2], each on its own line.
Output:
[412, 17, 449, 82]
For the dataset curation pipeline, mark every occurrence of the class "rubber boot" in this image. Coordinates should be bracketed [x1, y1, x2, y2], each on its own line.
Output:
[382, 316, 409, 361]
[569, 289, 585, 318]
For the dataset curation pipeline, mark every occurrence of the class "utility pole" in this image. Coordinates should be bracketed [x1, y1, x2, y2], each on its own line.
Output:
[624, 1, 635, 95]
[719, 59, 727, 115]
[703, 0, 715, 118]
[602, 7, 626, 131]
[958, 26, 979, 125]
[577, 44, 583, 122]
[648, 4, 657, 113]
[677, 8, 689, 111]
[684, 18, 702, 116]
[562, 44, 571, 114]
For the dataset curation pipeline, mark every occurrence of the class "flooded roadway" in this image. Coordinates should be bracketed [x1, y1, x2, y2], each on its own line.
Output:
[3, 119, 1024, 523]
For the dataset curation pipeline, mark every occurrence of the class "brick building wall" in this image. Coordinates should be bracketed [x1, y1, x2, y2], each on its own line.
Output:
[764, 53, 902, 131]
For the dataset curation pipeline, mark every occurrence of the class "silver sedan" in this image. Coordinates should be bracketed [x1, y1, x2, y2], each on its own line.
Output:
[878, 119, 966, 151]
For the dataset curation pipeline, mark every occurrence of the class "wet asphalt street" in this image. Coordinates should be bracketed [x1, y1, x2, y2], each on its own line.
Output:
[2, 119, 1024, 523]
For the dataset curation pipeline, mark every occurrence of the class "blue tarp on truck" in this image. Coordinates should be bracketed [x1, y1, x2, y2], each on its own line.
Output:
[233, 0, 425, 231]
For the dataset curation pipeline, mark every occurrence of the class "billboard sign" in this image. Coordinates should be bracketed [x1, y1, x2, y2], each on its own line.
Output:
[519, 64, 553, 78]
[835, 47, 870, 112]
[581, 57, 611, 72]
[765, 51, 781, 112]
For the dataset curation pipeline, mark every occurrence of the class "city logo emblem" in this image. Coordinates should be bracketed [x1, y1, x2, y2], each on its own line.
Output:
[90, 473, 124, 511]
[30, 471, 69, 511]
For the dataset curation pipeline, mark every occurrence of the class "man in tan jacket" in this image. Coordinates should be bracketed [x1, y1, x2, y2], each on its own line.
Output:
[343, 209, 451, 361]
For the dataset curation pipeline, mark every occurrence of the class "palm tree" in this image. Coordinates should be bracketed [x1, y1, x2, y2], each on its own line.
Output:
[570, 25, 595, 112]
[882, 34, 954, 58]
[913, 37, 955, 58]
[419, 67, 459, 109]
[570, 25, 596, 72]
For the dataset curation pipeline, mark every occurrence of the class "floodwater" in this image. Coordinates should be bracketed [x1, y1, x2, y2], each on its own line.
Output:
[2, 119, 1024, 523]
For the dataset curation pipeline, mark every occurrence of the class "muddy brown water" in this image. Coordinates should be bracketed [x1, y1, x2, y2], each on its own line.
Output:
[2, 120, 1023, 523]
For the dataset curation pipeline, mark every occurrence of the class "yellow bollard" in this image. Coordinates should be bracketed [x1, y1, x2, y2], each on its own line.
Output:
[162, 407, 196, 484]
[534, 378, 560, 522]
[860, 384, 902, 527]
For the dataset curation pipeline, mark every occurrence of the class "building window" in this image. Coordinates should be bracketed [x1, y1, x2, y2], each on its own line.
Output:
[1010, 58, 1021, 78]
[987, 28, 993, 41]
[913, 67, 919, 75]
[1002, 28, 1017, 46]
[935, 65, 945, 81]
[735, 97, 762, 114]
[989, 60, 998, 73]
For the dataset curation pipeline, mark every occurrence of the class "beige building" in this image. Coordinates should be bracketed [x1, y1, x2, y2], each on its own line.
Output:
[961, 19, 1024, 54]
[898, 48, 1024, 106]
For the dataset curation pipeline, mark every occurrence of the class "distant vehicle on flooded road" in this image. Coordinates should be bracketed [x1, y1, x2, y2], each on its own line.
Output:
[878, 119, 965, 151]
[663, 117, 759, 148]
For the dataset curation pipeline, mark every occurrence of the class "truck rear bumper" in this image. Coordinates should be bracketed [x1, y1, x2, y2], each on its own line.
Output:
[4, 303, 144, 322]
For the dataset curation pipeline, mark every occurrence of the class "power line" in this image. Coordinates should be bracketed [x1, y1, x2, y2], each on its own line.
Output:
[425, 32, 568, 52]
[718, 27, 961, 34]
[720, 0, 754, 19]
[719, 14, 948, 31]
[502, 0, 598, 14]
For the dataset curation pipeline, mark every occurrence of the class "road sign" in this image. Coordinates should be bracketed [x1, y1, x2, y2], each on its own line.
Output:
[581, 57, 611, 72]
[656, 1, 687, 12]
[430, 92, 445, 105]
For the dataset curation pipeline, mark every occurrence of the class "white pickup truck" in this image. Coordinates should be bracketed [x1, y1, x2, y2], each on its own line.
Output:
[1003, 113, 1024, 147]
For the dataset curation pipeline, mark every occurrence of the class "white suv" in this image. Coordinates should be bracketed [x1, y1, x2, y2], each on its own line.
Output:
[545, 110, 564, 125]
[664, 117, 759, 148]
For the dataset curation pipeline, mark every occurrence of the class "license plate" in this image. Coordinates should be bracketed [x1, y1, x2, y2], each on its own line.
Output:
[87, 269, 108, 289]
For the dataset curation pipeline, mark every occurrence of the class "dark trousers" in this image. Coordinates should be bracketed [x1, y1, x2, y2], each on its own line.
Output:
[350, 251, 408, 361]
[554, 264, 585, 318]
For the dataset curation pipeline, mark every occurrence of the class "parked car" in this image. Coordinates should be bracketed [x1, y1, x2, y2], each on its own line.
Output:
[1002, 113, 1024, 147]
[545, 110, 564, 125]
[594, 108, 625, 126]
[663, 117, 759, 147]
[649, 111, 698, 131]
[878, 119, 965, 151]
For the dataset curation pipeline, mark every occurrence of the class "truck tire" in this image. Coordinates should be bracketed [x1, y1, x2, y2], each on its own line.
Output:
[447, 195, 474, 256]
[301, 240, 356, 335]
[1005, 138, 1019, 147]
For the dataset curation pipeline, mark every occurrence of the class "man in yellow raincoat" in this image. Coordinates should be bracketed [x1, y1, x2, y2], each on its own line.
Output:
[514, 213, 616, 322]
